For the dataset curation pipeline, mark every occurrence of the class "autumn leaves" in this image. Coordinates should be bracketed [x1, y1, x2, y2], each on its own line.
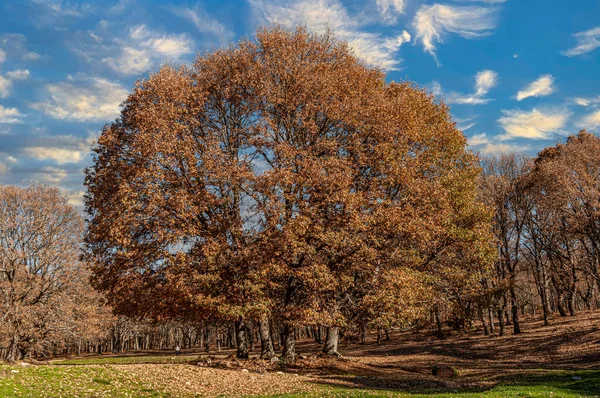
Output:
[84, 27, 493, 362]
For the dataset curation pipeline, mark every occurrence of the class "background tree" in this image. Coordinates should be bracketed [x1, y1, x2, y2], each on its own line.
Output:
[480, 154, 532, 334]
[0, 185, 106, 362]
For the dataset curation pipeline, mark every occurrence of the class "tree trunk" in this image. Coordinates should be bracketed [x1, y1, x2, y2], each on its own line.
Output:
[479, 309, 489, 336]
[258, 316, 275, 359]
[487, 307, 495, 333]
[322, 326, 340, 356]
[510, 287, 521, 334]
[434, 305, 443, 336]
[6, 335, 19, 362]
[496, 307, 505, 336]
[281, 323, 296, 364]
[235, 318, 249, 359]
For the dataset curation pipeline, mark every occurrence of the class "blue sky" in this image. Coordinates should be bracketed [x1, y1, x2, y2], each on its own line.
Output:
[0, 0, 599, 207]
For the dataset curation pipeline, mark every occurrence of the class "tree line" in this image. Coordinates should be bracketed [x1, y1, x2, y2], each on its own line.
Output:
[1, 27, 599, 362]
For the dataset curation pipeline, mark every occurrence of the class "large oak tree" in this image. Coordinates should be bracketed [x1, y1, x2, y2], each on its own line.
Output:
[85, 27, 493, 362]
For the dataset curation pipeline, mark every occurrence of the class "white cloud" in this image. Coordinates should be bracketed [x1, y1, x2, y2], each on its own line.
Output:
[104, 46, 152, 76]
[467, 132, 529, 154]
[5, 156, 17, 163]
[0, 69, 30, 98]
[110, 0, 133, 13]
[0, 34, 40, 61]
[376, 0, 406, 23]
[0, 76, 10, 98]
[515, 74, 554, 101]
[434, 69, 498, 105]
[480, 142, 529, 154]
[67, 190, 85, 207]
[475, 69, 498, 96]
[498, 108, 569, 140]
[0, 161, 9, 175]
[6, 69, 30, 80]
[562, 26, 600, 57]
[0, 105, 23, 123]
[250, 0, 411, 71]
[454, 117, 477, 131]
[467, 132, 489, 146]
[31, 166, 68, 184]
[23, 52, 41, 61]
[24, 147, 85, 164]
[580, 110, 600, 130]
[171, 5, 234, 43]
[572, 96, 600, 107]
[413, 3, 501, 62]
[30, 0, 93, 17]
[30, 77, 128, 121]
[102, 25, 194, 76]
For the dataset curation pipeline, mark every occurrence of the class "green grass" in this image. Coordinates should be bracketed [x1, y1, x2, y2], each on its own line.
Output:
[0, 364, 167, 397]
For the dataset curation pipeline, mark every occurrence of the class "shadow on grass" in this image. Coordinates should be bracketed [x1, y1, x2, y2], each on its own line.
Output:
[303, 369, 600, 397]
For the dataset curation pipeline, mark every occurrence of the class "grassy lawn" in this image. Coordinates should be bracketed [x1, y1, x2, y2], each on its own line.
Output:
[0, 364, 166, 397]
[1, 357, 599, 397]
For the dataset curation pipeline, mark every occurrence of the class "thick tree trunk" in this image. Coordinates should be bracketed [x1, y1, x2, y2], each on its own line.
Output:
[6, 335, 19, 362]
[281, 323, 296, 364]
[235, 318, 249, 359]
[322, 326, 340, 356]
[258, 316, 275, 359]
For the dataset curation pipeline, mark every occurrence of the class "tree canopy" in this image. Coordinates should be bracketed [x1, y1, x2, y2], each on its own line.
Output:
[85, 26, 494, 362]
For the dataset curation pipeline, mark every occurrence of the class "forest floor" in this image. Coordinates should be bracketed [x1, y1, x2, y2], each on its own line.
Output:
[2, 311, 600, 397]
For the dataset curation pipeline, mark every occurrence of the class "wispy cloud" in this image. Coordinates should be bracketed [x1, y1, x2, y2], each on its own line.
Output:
[28, 0, 94, 28]
[376, 0, 406, 24]
[467, 132, 530, 154]
[0, 161, 9, 175]
[0, 69, 30, 98]
[580, 110, 600, 130]
[0, 105, 24, 124]
[432, 69, 498, 105]
[562, 26, 600, 57]
[30, 165, 68, 184]
[73, 23, 195, 76]
[412, 3, 502, 63]
[6, 69, 30, 80]
[515, 74, 555, 101]
[104, 25, 194, 75]
[498, 108, 570, 140]
[572, 96, 600, 107]
[250, 0, 411, 71]
[0, 34, 41, 61]
[30, 77, 128, 121]
[24, 147, 85, 164]
[454, 116, 477, 131]
[0, 76, 10, 98]
[171, 4, 235, 43]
